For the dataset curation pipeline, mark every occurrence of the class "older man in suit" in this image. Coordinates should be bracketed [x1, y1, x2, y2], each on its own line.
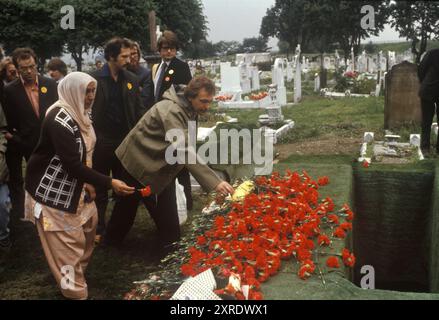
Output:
[2, 47, 58, 219]
[152, 30, 194, 210]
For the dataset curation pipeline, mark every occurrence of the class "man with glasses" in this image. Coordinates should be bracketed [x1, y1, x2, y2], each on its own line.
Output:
[2, 47, 58, 221]
[152, 30, 194, 210]
[152, 30, 192, 103]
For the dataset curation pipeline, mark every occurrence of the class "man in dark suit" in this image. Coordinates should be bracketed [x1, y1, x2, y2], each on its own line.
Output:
[418, 48, 439, 154]
[152, 30, 193, 210]
[90, 37, 146, 240]
[2, 47, 58, 219]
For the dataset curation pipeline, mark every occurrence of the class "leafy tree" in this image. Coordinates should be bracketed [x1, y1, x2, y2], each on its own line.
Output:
[183, 40, 216, 59]
[54, 0, 153, 70]
[153, 0, 208, 53]
[240, 37, 268, 53]
[213, 41, 242, 56]
[260, 0, 389, 61]
[0, 0, 64, 69]
[260, 0, 313, 57]
[363, 41, 378, 54]
[390, 1, 439, 63]
[332, 1, 389, 61]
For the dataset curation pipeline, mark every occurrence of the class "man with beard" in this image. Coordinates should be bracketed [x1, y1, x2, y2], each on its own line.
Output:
[90, 37, 146, 241]
[127, 42, 154, 110]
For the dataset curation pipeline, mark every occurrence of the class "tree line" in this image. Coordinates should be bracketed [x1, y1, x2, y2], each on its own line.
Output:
[0, 0, 208, 70]
[260, 0, 439, 63]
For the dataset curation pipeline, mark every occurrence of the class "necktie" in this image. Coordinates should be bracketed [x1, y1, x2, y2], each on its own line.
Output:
[155, 62, 167, 102]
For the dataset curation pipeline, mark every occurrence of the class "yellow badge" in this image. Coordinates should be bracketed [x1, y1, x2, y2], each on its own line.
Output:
[41, 87, 47, 94]
[127, 83, 133, 90]
[168, 69, 174, 75]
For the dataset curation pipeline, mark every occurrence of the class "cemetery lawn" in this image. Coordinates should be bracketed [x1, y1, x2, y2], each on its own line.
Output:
[0, 94, 426, 299]
[213, 95, 423, 160]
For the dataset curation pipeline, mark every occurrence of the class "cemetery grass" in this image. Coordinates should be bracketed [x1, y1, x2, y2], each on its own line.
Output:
[0, 194, 211, 300]
[214, 93, 426, 161]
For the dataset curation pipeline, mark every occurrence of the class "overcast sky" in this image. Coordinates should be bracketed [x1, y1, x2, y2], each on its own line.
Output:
[201, 0, 405, 45]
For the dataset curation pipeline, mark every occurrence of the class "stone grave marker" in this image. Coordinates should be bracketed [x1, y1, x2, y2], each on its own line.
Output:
[220, 63, 241, 93]
[384, 61, 422, 128]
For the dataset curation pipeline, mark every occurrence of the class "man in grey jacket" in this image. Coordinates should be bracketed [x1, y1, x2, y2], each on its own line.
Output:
[104, 76, 234, 253]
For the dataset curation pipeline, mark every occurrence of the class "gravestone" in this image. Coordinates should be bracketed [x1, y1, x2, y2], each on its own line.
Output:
[314, 73, 320, 92]
[286, 62, 294, 82]
[250, 67, 260, 91]
[294, 45, 302, 103]
[272, 60, 287, 106]
[320, 68, 327, 89]
[220, 63, 241, 93]
[384, 61, 422, 129]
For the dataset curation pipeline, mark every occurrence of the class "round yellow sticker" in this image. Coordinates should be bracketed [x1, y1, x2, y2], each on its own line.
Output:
[127, 83, 133, 90]
[41, 87, 47, 94]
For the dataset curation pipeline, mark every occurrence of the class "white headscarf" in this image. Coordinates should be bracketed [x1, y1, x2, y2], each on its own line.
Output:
[46, 72, 97, 153]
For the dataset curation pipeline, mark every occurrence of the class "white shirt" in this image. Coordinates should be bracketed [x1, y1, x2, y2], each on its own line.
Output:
[154, 60, 170, 98]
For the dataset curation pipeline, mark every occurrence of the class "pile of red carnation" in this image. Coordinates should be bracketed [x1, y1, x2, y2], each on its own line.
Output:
[179, 170, 355, 300]
[249, 91, 268, 101]
[215, 94, 233, 102]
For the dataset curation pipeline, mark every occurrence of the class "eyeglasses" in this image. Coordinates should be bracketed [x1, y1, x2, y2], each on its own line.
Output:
[161, 47, 177, 52]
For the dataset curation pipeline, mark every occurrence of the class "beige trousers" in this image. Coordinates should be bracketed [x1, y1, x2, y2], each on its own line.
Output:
[36, 213, 97, 300]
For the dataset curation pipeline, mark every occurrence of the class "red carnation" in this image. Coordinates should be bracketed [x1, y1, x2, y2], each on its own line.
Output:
[326, 256, 340, 268]
[318, 176, 329, 186]
[318, 234, 331, 246]
[139, 185, 151, 197]
[333, 227, 346, 239]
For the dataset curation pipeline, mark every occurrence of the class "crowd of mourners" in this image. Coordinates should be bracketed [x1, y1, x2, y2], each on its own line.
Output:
[0, 31, 234, 299]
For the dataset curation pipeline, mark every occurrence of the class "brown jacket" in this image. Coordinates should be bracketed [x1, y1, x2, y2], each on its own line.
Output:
[116, 85, 221, 194]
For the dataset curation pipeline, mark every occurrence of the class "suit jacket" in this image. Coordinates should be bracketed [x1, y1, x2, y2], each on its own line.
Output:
[3, 75, 58, 158]
[129, 65, 154, 110]
[152, 57, 192, 102]
[90, 64, 147, 141]
[418, 48, 439, 101]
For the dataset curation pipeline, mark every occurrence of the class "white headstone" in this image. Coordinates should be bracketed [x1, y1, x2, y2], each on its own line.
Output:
[286, 62, 294, 82]
[364, 132, 375, 143]
[250, 66, 260, 91]
[410, 134, 421, 147]
[220, 63, 241, 93]
[314, 73, 320, 92]
[351, 47, 355, 71]
[294, 44, 302, 104]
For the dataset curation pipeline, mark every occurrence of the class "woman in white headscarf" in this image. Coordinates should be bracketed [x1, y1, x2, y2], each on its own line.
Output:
[24, 72, 134, 300]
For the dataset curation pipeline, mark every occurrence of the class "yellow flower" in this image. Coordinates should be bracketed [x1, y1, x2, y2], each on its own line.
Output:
[231, 180, 255, 202]
[41, 86, 48, 94]
[127, 82, 133, 90]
